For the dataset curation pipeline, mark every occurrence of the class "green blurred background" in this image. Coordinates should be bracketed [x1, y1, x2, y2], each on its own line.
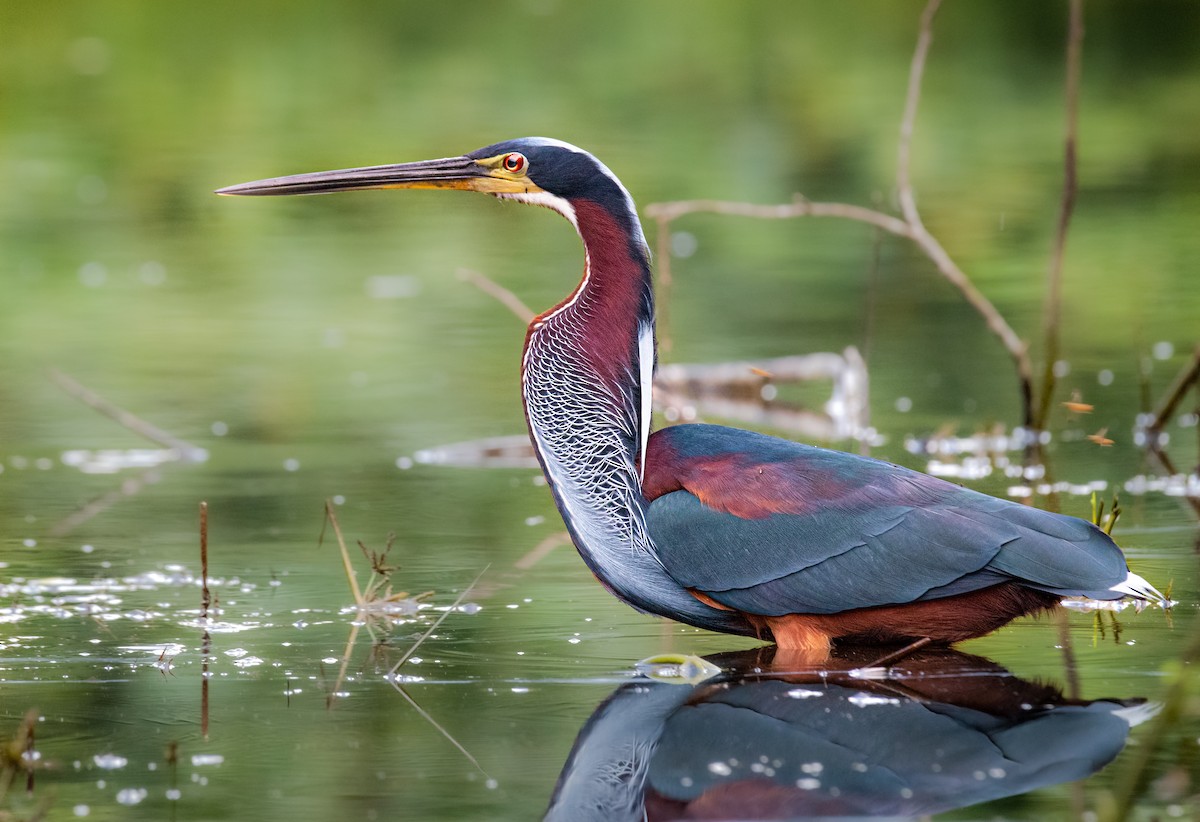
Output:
[1, 1, 1198, 820]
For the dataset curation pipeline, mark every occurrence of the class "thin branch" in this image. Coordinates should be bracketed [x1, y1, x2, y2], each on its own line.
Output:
[389, 683, 490, 779]
[457, 268, 534, 323]
[651, 214, 675, 354]
[49, 368, 205, 458]
[644, 0, 1038, 426]
[1147, 344, 1200, 434]
[1035, 0, 1085, 430]
[644, 196, 912, 237]
[322, 500, 364, 605]
[389, 565, 488, 676]
[892, 0, 1035, 425]
[895, 0, 942, 224]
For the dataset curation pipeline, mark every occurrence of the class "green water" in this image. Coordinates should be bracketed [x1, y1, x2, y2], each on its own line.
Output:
[2, 2, 1199, 820]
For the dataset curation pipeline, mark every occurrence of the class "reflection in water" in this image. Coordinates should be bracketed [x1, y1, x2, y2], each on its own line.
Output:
[545, 647, 1150, 821]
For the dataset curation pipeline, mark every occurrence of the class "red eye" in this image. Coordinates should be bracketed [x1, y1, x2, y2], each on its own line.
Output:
[502, 153, 526, 173]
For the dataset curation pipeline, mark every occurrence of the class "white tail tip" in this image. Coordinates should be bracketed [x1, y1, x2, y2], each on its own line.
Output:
[1111, 701, 1162, 728]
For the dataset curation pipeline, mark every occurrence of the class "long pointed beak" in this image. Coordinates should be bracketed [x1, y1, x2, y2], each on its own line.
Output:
[216, 155, 487, 197]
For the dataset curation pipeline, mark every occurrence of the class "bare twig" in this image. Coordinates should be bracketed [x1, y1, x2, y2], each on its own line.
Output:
[49, 369, 205, 458]
[322, 500, 364, 605]
[513, 533, 572, 571]
[894, 0, 941, 222]
[389, 683, 491, 779]
[892, 0, 1035, 425]
[457, 268, 534, 323]
[1035, 0, 1085, 430]
[1147, 344, 1200, 435]
[381, 566, 491, 779]
[389, 566, 488, 676]
[48, 466, 162, 536]
[860, 636, 933, 669]
[645, 196, 912, 236]
[644, 0, 1037, 425]
[651, 214, 675, 353]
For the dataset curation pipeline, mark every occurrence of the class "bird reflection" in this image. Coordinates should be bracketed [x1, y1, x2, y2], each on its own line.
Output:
[545, 647, 1150, 821]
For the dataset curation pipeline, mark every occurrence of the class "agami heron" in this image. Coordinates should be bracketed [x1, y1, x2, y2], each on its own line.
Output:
[219, 137, 1163, 652]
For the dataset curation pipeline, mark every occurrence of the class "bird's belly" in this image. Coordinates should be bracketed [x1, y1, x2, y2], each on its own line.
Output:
[707, 583, 1061, 652]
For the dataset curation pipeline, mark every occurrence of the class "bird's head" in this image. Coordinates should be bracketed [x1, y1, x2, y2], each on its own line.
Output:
[217, 137, 640, 233]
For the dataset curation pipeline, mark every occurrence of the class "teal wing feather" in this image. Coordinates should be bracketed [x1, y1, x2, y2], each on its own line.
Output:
[642, 424, 1129, 616]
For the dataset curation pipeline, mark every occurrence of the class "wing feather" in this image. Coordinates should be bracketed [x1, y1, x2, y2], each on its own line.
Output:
[644, 424, 1131, 615]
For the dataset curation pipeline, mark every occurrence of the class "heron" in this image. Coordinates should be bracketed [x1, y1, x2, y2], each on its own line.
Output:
[219, 137, 1163, 652]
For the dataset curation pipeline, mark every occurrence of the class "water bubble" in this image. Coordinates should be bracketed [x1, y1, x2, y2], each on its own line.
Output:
[79, 261, 107, 287]
[77, 176, 108, 205]
[138, 260, 166, 285]
[365, 275, 420, 299]
[1153, 341, 1175, 360]
[670, 231, 698, 258]
[68, 37, 110, 75]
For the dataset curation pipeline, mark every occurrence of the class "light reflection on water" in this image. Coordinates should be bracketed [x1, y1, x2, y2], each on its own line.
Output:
[0, 522, 1192, 820]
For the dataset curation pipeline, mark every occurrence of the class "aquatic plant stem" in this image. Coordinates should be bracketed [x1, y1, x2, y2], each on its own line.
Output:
[199, 502, 210, 619]
[323, 500, 364, 605]
[1035, 0, 1085, 430]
